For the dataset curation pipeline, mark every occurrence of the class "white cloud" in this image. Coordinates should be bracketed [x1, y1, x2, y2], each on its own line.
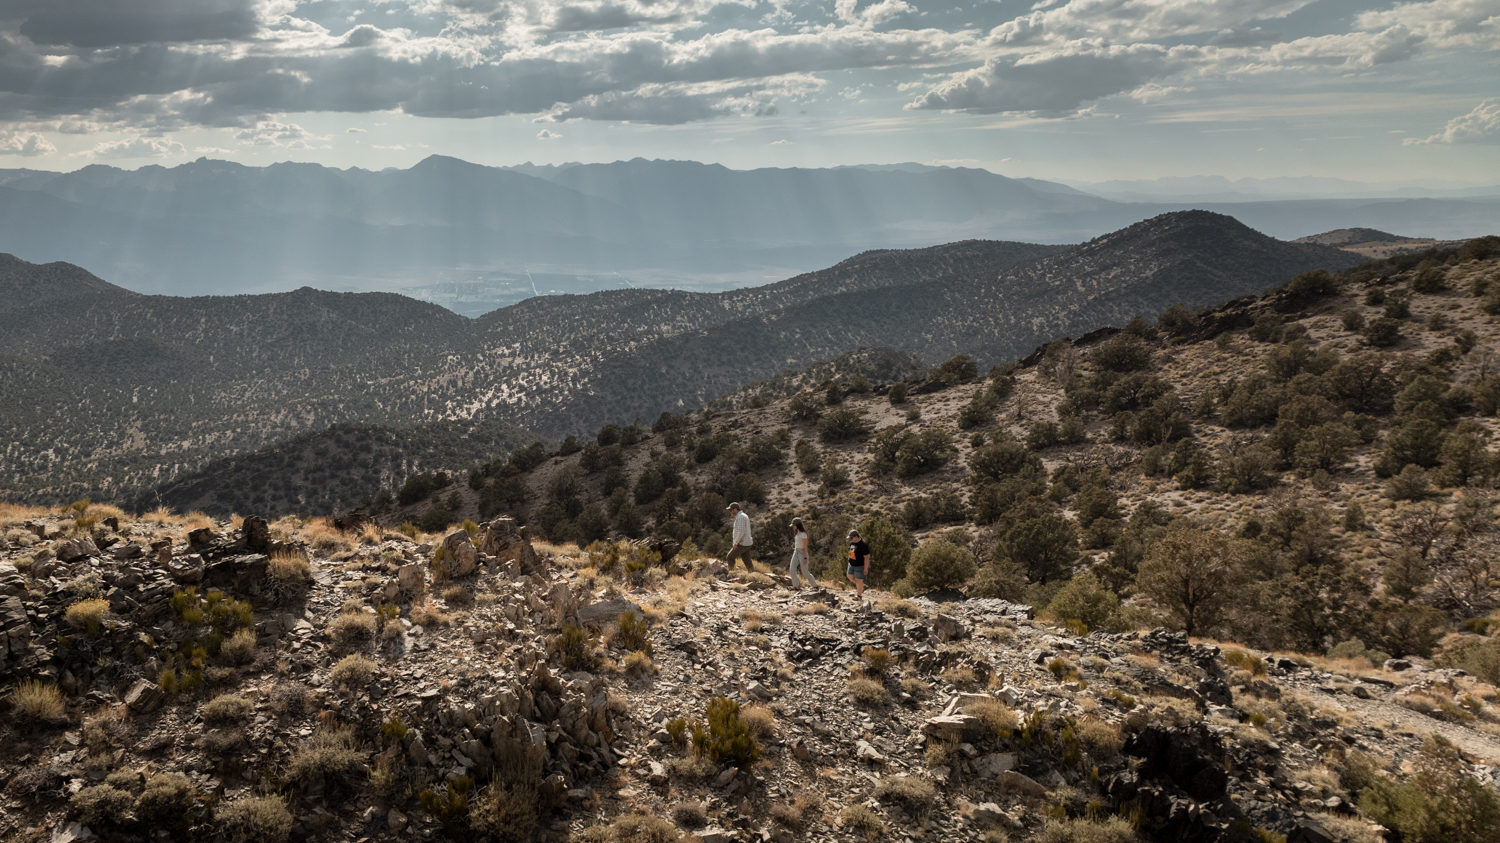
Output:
[0, 132, 56, 156]
[988, 0, 1318, 47]
[1404, 99, 1500, 145]
[346, 127, 367, 133]
[194, 146, 237, 155]
[75, 137, 188, 159]
[234, 120, 330, 148]
[770, 138, 792, 144]
[835, 0, 913, 29]
[536, 129, 562, 139]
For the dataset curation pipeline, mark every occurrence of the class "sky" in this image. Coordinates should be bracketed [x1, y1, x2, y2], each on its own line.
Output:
[0, 0, 1495, 184]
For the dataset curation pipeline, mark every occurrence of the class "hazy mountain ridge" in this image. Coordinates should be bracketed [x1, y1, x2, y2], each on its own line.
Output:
[0, 212, 1378, 507]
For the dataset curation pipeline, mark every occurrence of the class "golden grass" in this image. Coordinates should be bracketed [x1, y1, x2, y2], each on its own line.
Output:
[65, 598, 110, 637]
[14, 680, 66, 725]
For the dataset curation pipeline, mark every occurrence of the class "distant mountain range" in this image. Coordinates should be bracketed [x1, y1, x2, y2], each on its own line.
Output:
[0, 210, 1364, 510]
[0, 157, 1490, 300]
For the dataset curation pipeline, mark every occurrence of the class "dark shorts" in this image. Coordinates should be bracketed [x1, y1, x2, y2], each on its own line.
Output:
[846, 564, 866, 580]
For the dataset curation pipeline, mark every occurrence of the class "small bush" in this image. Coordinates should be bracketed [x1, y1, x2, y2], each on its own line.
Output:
[268, 551, 312, 585]
[217, 795, 293, 843]
[1386, 464, 1432, 500]
[327, 611, 376, 646]
[135, 772, 196, 827]
[888, 382, 908, 405]
[220, 627, 257, 666]
[861, 647, 893, 675]
[770, 802, 803, 829]
[330, 653, 376, 687]
[664, 716, 689, 746]
[842, 804, 885, 838]
[612, 813, 681, 843]
[875, 775, 937, 815]
[286, 726, 363, 791]
[624, 650, 655, 676]
[469, 782, 540, 843]
[13, 680, 66, 725]
[616, 611, 652, 655]
[1364, 317, 1403, 347]
[1077, 719, 1123, 760]
[816, 406, 873, 442]
[904, 539, 977, 593]
[739, 704, 776, 739]
[65, 598, 110, 637]
[70, 784, 134, 827]
[690, 695, 760, 767]
[848, 676, 889, 707]
[671, 802, 708, 828]
[442, 585, 473, 606]
[967, 697, 1018, 737]
[900, 676, 931, 700]
[1036, 817, 1138, 843]
[1043, 572, 1124, 633]
[202, 694, 253, 725]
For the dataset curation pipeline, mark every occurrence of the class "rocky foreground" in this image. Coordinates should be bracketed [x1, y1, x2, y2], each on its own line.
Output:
[2, 511, 1498, 843]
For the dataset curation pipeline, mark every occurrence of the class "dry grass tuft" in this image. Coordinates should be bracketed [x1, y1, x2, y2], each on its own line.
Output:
[220, 627, 257, 666]
[13, 680, 67, 725]
[848, 676, 889, 707]
[330, 654, 377, 687]
[327, 612, 376, 646]
[65, 598, 110, 637]
[739, 704, 776, 738]
[202, 694, 254, 725]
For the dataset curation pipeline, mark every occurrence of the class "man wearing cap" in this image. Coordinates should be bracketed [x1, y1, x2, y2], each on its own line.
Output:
[846, 529, 871, 600]
[726, 502, 755, 572]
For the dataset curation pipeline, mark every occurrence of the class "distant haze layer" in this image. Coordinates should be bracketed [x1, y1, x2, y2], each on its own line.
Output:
[0, 157, 1492, 306]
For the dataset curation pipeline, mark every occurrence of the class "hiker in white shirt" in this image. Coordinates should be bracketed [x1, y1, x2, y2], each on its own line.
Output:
[789, 517, 812, 589]
[726, 501, 755, 572]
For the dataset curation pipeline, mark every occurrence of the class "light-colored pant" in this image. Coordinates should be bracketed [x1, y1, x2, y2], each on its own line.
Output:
[789, 550, 812, 588]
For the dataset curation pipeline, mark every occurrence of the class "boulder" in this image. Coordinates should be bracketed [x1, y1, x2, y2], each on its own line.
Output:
[440, 531, 479, 578]
[398, 564, 425, 594]
[1384, 658, 1412, 672]
[922, 714, 983, 742]
[54, 536, 99, 563]
[187, 527, 217, 552]
[111, 543, 144, 561]
[203, 554, 269, 596]
[125, 679, 164, 713]
[577, 597, 643, 628]
[931, 614, 970, 642]
[239, 516, 271, 554]
[1000, 770, 1047, 796]
[480, 518, 539, 571]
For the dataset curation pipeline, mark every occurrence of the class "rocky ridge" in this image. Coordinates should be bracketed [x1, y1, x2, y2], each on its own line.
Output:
[2, 510, 1498, 843]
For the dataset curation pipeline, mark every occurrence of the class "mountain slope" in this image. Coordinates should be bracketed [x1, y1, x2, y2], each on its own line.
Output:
[0, 212, 1370, 506]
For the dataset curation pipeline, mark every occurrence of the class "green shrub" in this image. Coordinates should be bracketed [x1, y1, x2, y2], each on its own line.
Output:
[690, 696, 760, 767]
[1340, 310, 1365, 332]
[887, 382, 908, 405]
[1044, 572, 1125, 633]
[1357, 736, 1500, 843]
[553, 624, 598, 670]
[904, 539, 976, 593]
[794, 440, 821, 474]
[217, 795, 292, 843]
[616, 611, 652, 655]
[1386, 464, 1432, 500]
[856, 516, 912, 588]
[816, 406, 873, 442]
[220, 628, 257, 665]
[1364, 316, 1403, 347]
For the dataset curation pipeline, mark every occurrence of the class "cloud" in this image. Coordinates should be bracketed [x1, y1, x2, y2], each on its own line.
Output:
[536, 128, 562, 138]
[1404, 98, 1500, 145]
[75, 137, 188, 159]
[346, 127, 367, 133]
[234, 120, 329, 148]
[908, 43, 1192, 115]
[9, 0, 260, 48]
[536, 76, 820, 124]
[193, 146, 236, 155]
[0, 131, 55, 156]
[770, 138, 791, 144]
[987, 0, 1317, 47]
[834, 0, 913, 28]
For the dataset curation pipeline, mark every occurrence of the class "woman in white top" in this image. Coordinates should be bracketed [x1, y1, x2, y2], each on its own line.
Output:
[789, 518, 812, 589]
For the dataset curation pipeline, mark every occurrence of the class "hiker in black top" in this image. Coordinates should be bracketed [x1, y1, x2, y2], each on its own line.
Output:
[846, 529, 871, 601]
